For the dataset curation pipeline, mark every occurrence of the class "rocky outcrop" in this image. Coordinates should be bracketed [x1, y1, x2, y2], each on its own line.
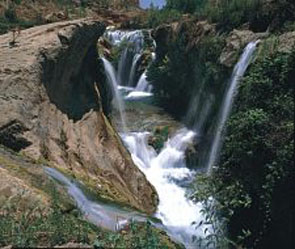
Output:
[0, 19, 157, 213]
[152, 20, 216, 58]
[278, 31, 295, 53]
[220, 29, 295, 67]
[219, 29, 269, 67]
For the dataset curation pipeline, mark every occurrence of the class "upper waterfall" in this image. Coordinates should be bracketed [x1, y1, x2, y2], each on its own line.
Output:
[103, 29, 155, 91]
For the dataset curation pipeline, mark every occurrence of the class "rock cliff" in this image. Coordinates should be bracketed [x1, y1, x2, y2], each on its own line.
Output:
[0, 18, 157, 214]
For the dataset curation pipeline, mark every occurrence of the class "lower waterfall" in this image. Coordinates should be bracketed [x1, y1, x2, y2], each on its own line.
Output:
[122, 129, 210, 247]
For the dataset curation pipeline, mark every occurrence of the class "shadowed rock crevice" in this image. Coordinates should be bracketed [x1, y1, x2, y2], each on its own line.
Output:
[41, 24, 102, 121]
[0, 120, 32, 152]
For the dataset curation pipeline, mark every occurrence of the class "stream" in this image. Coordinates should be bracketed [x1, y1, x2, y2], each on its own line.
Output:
[45, 29, 258, 249]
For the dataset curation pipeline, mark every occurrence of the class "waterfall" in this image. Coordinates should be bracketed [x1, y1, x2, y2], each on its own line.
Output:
[105, 30, 145, 87]
[101, 58, 127, 131]
[206, 41, 259, 173]
[105, 30, 144, 52]
[122, 129, 211, 248]
[102, 29, 216, 247]
[104, 30, 154, 94]
[128, 53, 142, 86]
[185, 79, 213, 135]
[125, 71, 153, 100]
[135, 71, 150, 92]
[117, 48, 129, 86]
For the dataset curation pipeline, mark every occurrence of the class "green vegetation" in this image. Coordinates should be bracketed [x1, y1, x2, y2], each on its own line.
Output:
[0, 183, 174, 249]
[94, 221, 174, 249]
[0, 0, 115, 34]
[192, 48, 295, 248]
[0, 7, 43, 35]
[0, 186, 97, 247]
[148, 126, 170, 152]
[144, 0, 295, 32]
[165, 0, 207, 14]
[145, 8, 182, 28]
[147, 32, 228, 118]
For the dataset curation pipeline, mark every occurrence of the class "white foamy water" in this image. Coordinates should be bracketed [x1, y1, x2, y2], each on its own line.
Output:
[125, 91, 153, 100]
[135, 70, 152, 92]
[122, 129, 210, 247]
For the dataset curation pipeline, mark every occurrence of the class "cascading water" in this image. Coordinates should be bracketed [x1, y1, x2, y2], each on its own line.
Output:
[100, 27, 259, 248]
[122, 129, 210, 248]
[101, 57, 127, 131]
[104, 29, 154, 95]
[206, 41, 259, 173]
[128, 53, 142, 86]
[105, 30, 144, 52]
[102, 29, 211, 248]
[125, 70, 153, 100]
[135, 70, 149, 92]
[105, 30, 145, 87]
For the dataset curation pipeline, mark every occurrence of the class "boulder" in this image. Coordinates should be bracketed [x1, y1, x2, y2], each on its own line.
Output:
[0, 19, 157, 213]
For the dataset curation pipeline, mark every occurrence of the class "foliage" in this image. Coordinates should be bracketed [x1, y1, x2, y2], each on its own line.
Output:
[146, 8, 182, 28]
[165, 0, 207, 14]
[156, 0, 295, 32]
[147, 32, 228, 119]
[202, 0, 263, 31]
[0, 182, 172, 249]
[148, 126, 169, 152]
[92, 221, 172, 249]
[192, 49, 295, 248]
[0, 3, 45, 35]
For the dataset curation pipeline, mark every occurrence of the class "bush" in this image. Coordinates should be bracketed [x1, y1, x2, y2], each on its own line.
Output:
[147, 31, 228, 120]
[192, 49, 295, 248]
[0, 183, 172, 248]
[166, 0, 207, 14]
[146, 8, 182, 28]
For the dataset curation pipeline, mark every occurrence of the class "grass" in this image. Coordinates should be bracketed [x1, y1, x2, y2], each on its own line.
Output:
[0, 185, 98, 247]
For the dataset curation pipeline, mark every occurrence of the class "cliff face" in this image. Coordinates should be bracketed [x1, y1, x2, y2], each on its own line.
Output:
[0, 19, 157, 214]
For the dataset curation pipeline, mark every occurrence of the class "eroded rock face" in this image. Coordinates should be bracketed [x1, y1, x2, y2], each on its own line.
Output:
[0, 19, 157, 214]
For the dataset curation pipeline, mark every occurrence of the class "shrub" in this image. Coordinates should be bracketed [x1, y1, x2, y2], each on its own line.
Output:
[192, 49, 295, 248]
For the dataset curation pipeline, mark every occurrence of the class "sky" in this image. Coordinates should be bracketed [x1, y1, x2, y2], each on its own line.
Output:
[139, 0, 166, 9]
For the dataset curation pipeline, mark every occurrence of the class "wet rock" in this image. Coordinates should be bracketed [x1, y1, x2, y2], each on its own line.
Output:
[185, 138, 199, 169]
